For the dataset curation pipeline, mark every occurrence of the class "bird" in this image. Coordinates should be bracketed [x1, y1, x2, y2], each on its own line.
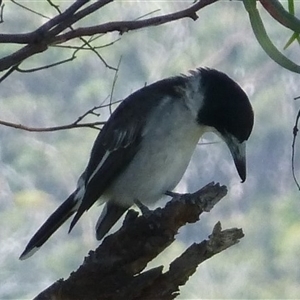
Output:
[19, 67, 254, 260]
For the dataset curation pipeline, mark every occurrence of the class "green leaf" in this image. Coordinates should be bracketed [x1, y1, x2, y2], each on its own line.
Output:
[284, 32, 300, 50]
[260, 0, 300, 33]
[243, 0, 300, 73]
[288, 0, 295, 15]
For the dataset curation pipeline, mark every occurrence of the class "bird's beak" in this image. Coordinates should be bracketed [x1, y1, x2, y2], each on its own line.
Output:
[223, 134, 247, 183]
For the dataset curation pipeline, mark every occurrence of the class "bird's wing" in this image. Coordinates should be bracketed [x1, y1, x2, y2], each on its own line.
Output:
[69, 75, 188, 231]
[69, 99, 147, 232]
[20, 100, 148, 259]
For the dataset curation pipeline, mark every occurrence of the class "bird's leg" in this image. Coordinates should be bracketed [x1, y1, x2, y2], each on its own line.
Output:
[134, 199, 152, 216]
[165, 190, 181, 198]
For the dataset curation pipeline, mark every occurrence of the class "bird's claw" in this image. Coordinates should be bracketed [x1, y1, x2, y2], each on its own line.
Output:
[134, 199, 152, 217]
[165, 190, 181, 199]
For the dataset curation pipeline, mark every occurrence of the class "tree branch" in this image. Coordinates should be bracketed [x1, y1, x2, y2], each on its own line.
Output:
[0, 119, 104, 132]
[0, 103, 122, 132]
[34, 182, 244, 300]
[0, 0, 219, 74]
[0, 2, 4, 23]
[55, 0, 218, 43]
[292, 105, 300, 190]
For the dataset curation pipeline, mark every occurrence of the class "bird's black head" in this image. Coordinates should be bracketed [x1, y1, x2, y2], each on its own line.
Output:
[197, 68, 254, 182]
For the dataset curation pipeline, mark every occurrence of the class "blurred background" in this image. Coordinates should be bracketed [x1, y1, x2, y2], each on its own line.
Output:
[1, 1, 300, 298]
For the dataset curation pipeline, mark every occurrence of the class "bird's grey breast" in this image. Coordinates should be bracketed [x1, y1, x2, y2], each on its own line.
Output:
[106, 96, 205, 206]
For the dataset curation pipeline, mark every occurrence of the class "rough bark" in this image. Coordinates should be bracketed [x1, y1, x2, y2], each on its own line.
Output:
[35, 182, 244, 300]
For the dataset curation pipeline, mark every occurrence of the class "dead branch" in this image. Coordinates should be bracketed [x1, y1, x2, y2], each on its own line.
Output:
[53, 0, 218, 43]
[0, 2, 4, 23]
[34, 182, 244, 300]
[0, 119, 104, 132]
[292, 105, 300, 190]
[0, 0, 219, 77]
[0, 102, 123, 132]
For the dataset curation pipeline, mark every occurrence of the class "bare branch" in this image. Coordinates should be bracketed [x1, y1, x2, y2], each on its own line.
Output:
[0, 0, 219, 74]
[0, 0, 92, 71]
[36, 0, 90, 37]
[50, 2, 118, 71]
[54, 0, 219, 43]
[46, 0, 60, 12]
[73, 105, 102, 124]
[11, 0, 50, 19]
[34, 183, 241, 300]
[0, 98, 124, 132]
[109, 56, 122, 114]
[134, 9, 161, 21]
[0, 2, 5, 23]
[0, 119, 104, 132]
[78, 36, 117, 70]
[292, 107, 300, 190]
[53, 37, 121, 51]
[48, 0, 113, 38]
[0, 63, 20, 83]
[15, 54, 76, 73]
[0, 105, 106, 132]
[0, 43, 48, 72]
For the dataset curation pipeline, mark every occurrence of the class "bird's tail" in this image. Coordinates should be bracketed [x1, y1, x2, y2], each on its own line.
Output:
[19, 192, 79, 260]
[95, 201, 129, 241]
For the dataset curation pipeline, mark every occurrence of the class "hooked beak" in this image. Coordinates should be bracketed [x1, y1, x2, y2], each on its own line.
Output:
[223, 135, 247, 183]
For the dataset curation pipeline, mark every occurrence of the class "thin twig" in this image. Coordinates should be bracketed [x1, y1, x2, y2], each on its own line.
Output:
[0, 0, 219, 74]
[47, 0, 113, 38]
[0, 119, 104, 132]
[53, 37, 121, 50]
[292, 108, 300, 190]
[134, 9, 161, 21]
[14, 35, 86, 73]
[46, 0, 60, 12]
[73, 105, 102, 124]
[0, 63, 20, 83]
[109, 56, 122, 114]
[197, 141, 220, 146]
[0, 100, 122, 133]
[16, 55, 76, 73]
[55, 0, 219, 43]
[48, 1, 118, 71]
[11, 0, 50, 19]
[80, 36, 117, 70]
[38, 0, 90, 37]
[0, 2, 5, 23]
[0, 106, 104, 132]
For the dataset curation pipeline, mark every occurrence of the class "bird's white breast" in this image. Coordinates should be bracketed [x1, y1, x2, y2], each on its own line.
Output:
[104, 95, 206, 206]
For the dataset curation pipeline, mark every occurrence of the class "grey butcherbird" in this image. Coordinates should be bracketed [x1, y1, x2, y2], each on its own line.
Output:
[20, 68, 254, 260]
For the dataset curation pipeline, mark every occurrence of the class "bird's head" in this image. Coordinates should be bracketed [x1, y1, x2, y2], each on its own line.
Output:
[196, 68, 254, 182]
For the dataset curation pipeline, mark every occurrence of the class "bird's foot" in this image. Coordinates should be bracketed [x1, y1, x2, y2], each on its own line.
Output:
[165, 190, 181, 199]
[134, 199, 152, 217]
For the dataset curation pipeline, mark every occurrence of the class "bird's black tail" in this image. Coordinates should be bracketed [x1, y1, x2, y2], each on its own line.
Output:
[19, 192, 78, 260]
[95, 201, 129, 241]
